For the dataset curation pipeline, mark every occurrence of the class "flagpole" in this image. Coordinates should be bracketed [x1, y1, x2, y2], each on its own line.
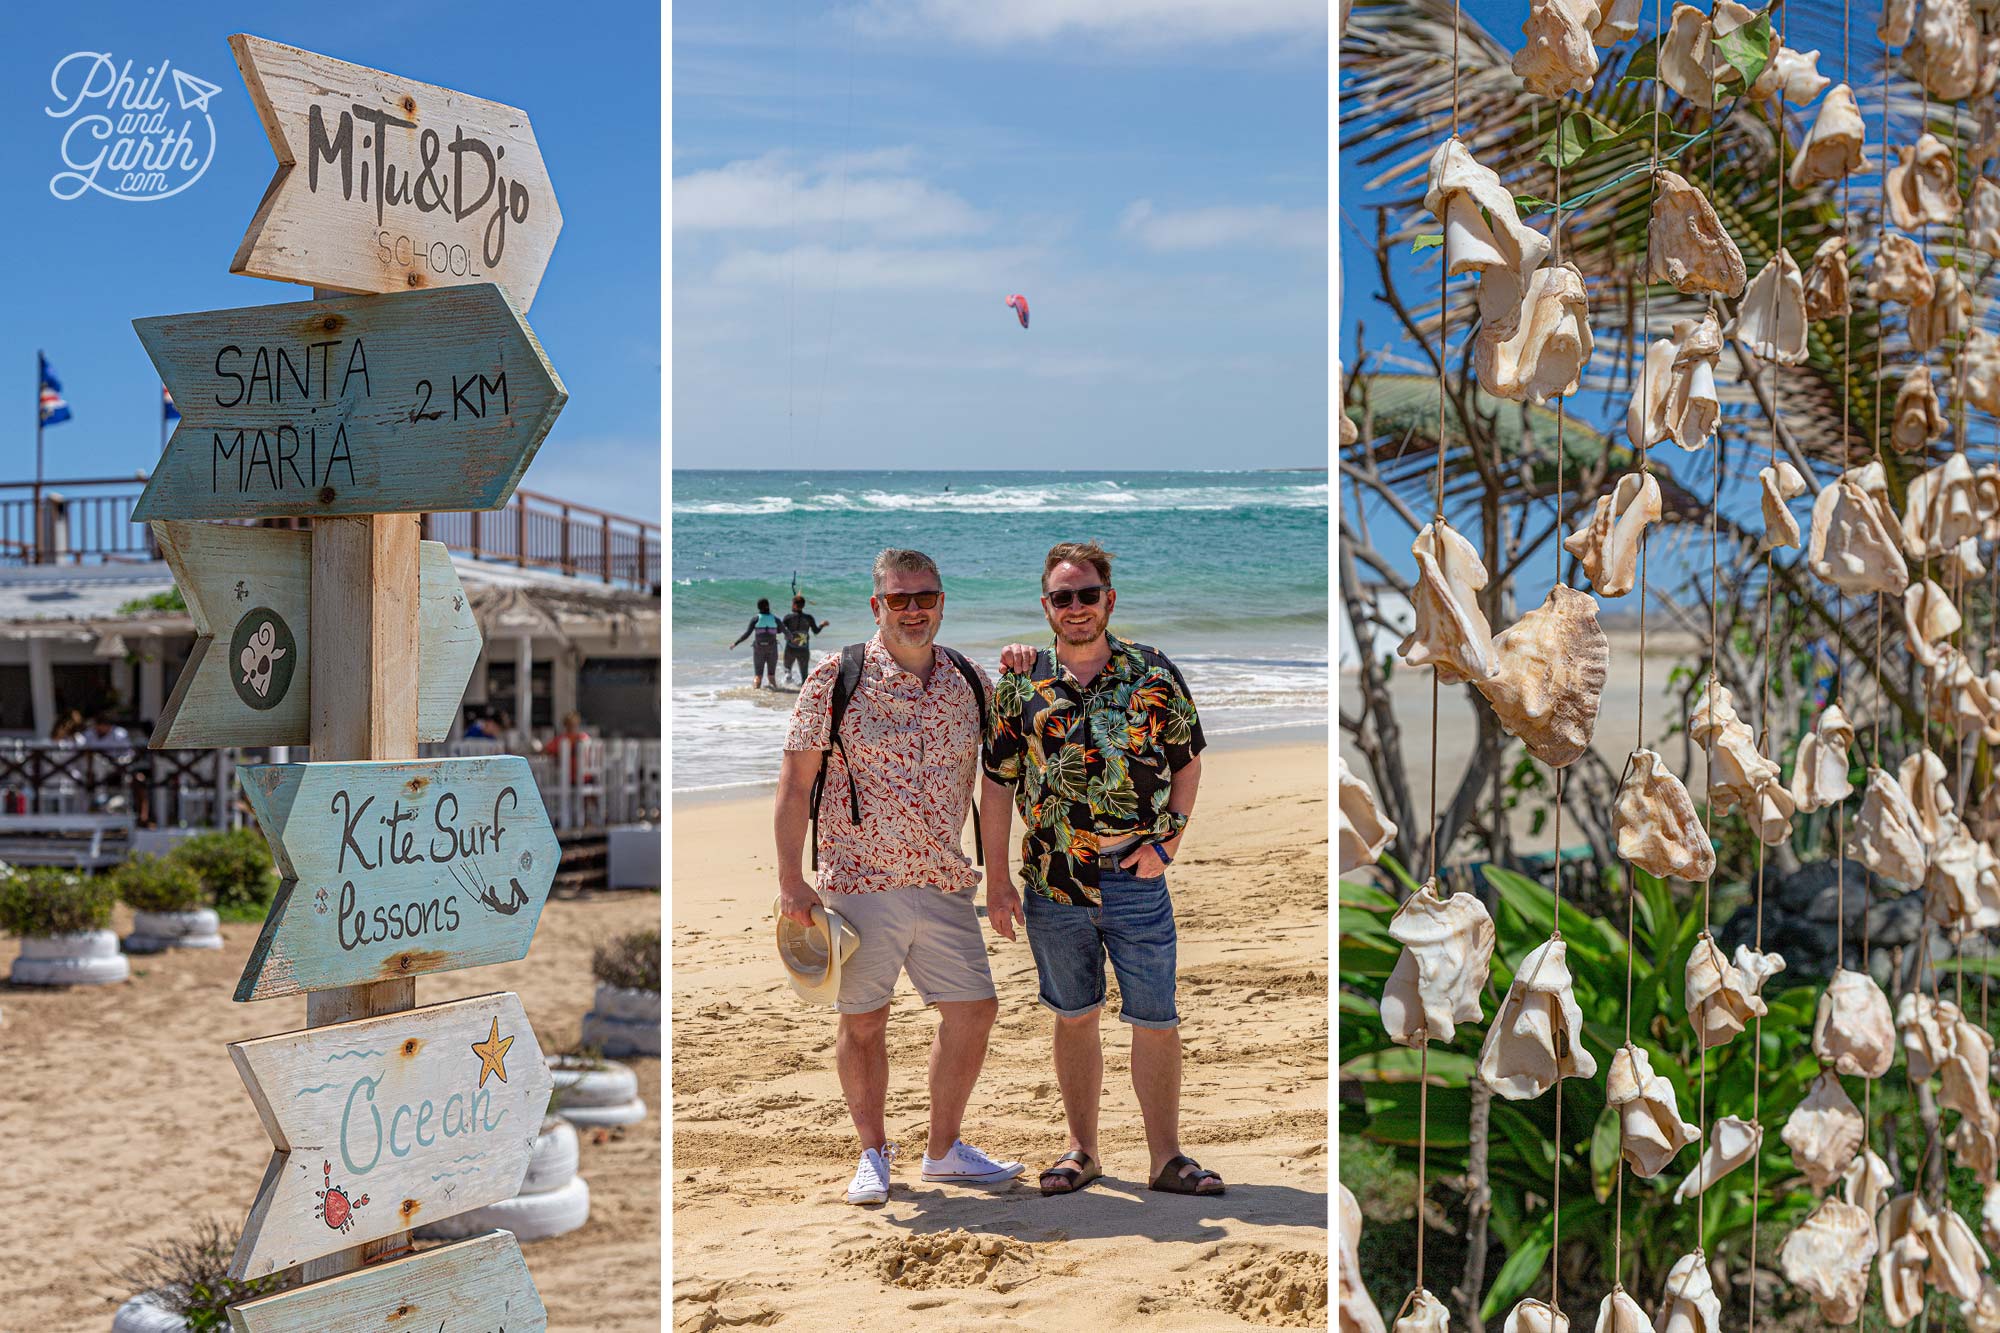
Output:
[33, 350, 43, 565]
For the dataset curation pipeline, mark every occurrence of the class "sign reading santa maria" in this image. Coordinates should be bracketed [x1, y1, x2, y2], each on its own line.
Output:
[235, 757, 560, 1001]
[229, 34, 562, 308]
[228, 1229, 545, 1332]
[229, 992, 553, 1278]
[131, 282, 564, 520]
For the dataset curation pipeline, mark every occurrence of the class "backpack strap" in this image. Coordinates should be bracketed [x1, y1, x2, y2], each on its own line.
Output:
[938, 646, 989, 867]
[808, 643, 868, 871]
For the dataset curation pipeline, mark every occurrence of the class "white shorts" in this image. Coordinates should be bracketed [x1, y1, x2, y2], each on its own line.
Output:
[820, 885, 997, 1013]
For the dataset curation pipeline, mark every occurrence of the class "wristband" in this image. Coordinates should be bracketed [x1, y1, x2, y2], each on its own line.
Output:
[1152, 842, 1174, 866]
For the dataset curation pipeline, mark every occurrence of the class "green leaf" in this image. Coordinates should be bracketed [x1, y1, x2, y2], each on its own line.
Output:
[1483, 1219, 1553, 1319]
[1411, 233, 1445, 253]
[1621, 39, 1658, 83]
[1713, 13, 1772, 91]
[1540, 110, 1619, 169]
[1590, 1102, 1622, 1202]
[1342, 1045, 1477, 1085]
[1514, 193, 1554, 216]
[1338, 879, 1399, 911]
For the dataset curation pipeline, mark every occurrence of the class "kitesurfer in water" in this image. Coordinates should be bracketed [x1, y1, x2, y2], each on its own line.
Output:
[733, 598, 785, 689]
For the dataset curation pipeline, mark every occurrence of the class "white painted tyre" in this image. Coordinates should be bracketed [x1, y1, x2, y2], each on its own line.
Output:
[558, 1097, 648, 1129]
[125, 909, 224, 953]
[415, 1175, 591, 1243]
[13, 931, 130, 986]
[581, 1010, 660, 1058]
[592, 983, 660, 1023]
[550, 1057, 638, 1107]
[112, 1292, 188, 1332]
[520, 1118, 580, 1195]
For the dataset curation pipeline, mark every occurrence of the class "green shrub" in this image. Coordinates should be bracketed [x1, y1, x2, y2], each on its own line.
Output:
[591, 928, 661, 991]
[118, 1217, 284, 1330]
[171, 829, 278, 915]
[0, 867, 117, 936]
[115, 854, 206, 913]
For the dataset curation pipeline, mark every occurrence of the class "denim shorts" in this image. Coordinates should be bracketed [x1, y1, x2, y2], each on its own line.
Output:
[1021, 865, 1179, 1029]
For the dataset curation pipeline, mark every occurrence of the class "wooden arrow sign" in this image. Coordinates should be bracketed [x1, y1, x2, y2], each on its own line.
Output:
[228, 1229, 545, 1332]
[229, 992, 553, 1279]
[229, 34, 562, 308]
[234, 757, 560, 1002]
[131, 283, 564, 521]
[151, 524, 480, 748]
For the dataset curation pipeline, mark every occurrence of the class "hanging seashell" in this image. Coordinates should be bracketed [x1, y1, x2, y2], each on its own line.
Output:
[1868, 233, 1935, 307]
[1967, 1276, 2000, 1333]
[1514, 0, 1600, 97]
[1628, 309, 1723, 451]
[1803, 234, 1852, 319]
[1606, 1042, 1701, 1178]
[1910, 264, 1971, 355]
[1505, 1298, 1568, 1333]
[1673, 1114, 1761, 1203]
[1926, 821, 1989, 928]
[1908, 0, 1981, 100]
[1658, 4, 1730, 106]
[1592, 1289, 1648, 1333]
[1592, 0, 1644, 44]
[1338, 1184, 1387, 1333]
[1972, 179, 2000, 258]
[1902, 579, 1962, 669]
[1648, 169, 1746, 298]
[1780, 1196, 1879, 1325]
[1424, 138, 1552, 291]
[1890, 365, 1949, 454]
[1656, 1252, 1722, 1333]
[1843, 1147, 1894, 1217]
[1814, 967, 1896, 1077]
[1880, 1193, 1932, 1327]
[1690, 681, 1795, 845]
[1477, 935, 1598, 1101]
[1928, 646, 1999, 740]
[1899, 991, 1962, 1081]
[1758, 461, 1808, 552]
[1985, 1180, 2000, 1254]
[1614, 748, 1715, 882]
[1475, 261, 1594, 403]
[1853, 766, 1928, 886]
[1926, 1204, 1990, 1304]
[1790, 703, 1855, 812]
[1938, 1006, 1996, 1123]
[1737, 248, 1809, 365]
[1750, 44, 1830, 103]
[1400, 521, 1500, 684]
[1886, 134, 1964, 230]
[1341, 411, 1359, 447]
[1881, 0, 1917, 44]
[1686, 935, 1785, 1048]
[1339, 756, 1398, 874]
[1783, 1069, 1866, 1190]
[1393, 1290, 1450, 1333]
[1475, 585, 1608, 768]
[1897, 749, 1955, 845]
[1945, 1099, 1999, 1184]
[1966, 330, 2000, 416]
[1945, 535, 1986, 585]
[1903, 452, 1980, 559]
[1808, 475, 1911, 596]
[1381, 880, 1496, 1047]
[1564, 471, 1662, 596]
[1791, 85, 1868, 189]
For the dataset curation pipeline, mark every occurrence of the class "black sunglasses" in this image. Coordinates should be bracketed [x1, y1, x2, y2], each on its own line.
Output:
[881, 590, 942, 610]
[1045, 586, 1109, 609]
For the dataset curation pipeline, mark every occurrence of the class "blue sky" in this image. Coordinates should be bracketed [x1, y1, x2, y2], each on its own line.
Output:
[673, 0, 1329, 470]
[0, 0, 660, 519]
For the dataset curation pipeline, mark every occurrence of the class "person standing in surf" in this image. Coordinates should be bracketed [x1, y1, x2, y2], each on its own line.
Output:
[731, 598, 784, 689]
[781, 594, 830, 686]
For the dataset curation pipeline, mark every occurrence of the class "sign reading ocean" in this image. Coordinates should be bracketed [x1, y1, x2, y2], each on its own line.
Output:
[235, 757, 560, 1001]
[131, 283, 564, 520]
[229, 993, 553, 1278]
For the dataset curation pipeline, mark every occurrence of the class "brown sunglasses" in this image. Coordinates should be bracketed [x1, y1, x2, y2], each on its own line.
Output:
[881, 591, 942, 610]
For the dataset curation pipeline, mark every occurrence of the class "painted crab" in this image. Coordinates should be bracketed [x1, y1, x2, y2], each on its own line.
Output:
[315, 1159, 369, 1233]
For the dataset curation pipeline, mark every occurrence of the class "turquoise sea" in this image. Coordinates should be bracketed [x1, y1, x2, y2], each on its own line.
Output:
[671, 469, 1330, 792]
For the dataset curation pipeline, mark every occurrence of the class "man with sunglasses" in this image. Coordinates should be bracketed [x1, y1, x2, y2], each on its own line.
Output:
[979, 540, 1220, 1199]
[774, 548, 1025, 1207]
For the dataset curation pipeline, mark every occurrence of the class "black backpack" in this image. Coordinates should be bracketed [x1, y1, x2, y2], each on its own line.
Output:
[808, 642, 988, 870]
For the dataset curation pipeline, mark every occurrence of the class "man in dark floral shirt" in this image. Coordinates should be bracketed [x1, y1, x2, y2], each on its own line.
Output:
[980, 540, 1220, 1199]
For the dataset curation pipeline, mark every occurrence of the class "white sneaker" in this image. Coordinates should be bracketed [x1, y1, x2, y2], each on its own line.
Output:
[846, 1144, 897, 1205]
[920, 1139, 1026, 1185]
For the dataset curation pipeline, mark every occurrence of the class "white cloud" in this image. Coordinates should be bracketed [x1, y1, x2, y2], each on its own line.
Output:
[674, 151, 987, 240]
[709, 243, 1043, 294]
[853, 0, 1326, 44]
[1118, 199, 1326, 252]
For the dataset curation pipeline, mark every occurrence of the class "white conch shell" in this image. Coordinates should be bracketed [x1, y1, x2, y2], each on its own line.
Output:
[1887, 134, 1963, 230]
[1910, 264, 1970, 355]
[1564, 471, 1662, 596]
[1966, 330, 2000, 416]
[1475, 261, 1594, 403]
[1400, 521, 1499, 684]
[1477, 936, 1598, 1100]
[1899, 991, 1960, 1083]
[1656, 1251, 1722, 1333]
[1927, 1204, 1989, 1303]
[1783, 1069, 1865, 1190]
[1843, 1148, 1894, 1217]
[1381, 881, 1496, 1047]
[1868, 233, 1935, 307]
[1985, 1179, 2000, 1254]
[1780, 1196, 1879, 1324]
[1425, 138, 1552, 294]
[1853, 766, 1928, 886]
[1658, 4, 1727, 107]
[1881, 0, 1917, 44]
[1738, 248, 1808, 365]
[1930, 647, 1999, 740]
[1338, 1184, 1387, 1333]
[1593, 1289, 1647, 1333]
[1939, 1008, 1995, 1122]
[1880, 1193, 1932, 1327]
[1978, 463, 2000, 540]
[1903, 452, 1980, 559]
[1649, 170, 1746, 297]
[1514, 0, 1600, 97]
[1505, 1298, 1568, 1333]
[1341, 411, 1359, 447]
[1967, 1275, 2000, 1333]
[1674, 1114, 1761, 1202]
[1690, 681, 1794, 845]
[1592, 0, 1644, 43]
[1898, 748, 1954, 844]
[1803, 234, 1852, 319]
[1790, 703, 1855, 812]
[1614, 748, 1715, 882]
[1972, 179, 2000, 258]
[1339, 756, 1398, 874]
[1750, 44, 1830, 103]
[1791, 84, 1867, 189]
[1814, 967, 1896, 1077]
[1758, 461, 1807, 552]
[1808, 476, 1910, 596]
[1946, 535, 1987, 585]
[1686, 935, 1784, 1048]
[1902, 579, 1962, 668]
[1890, 365, 1948, 454]
[1476, 585, 1608, 767]
[1393, 1290, 1449, 1333]
[1908, 0, 1980, 100]
[1628, 309, 1722, 451]
[1606, 1043, 1700, 1178]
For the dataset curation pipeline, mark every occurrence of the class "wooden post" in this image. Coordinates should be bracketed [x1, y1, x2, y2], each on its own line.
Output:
[601, 514, 613, 584]
[516, 500, 529, 569]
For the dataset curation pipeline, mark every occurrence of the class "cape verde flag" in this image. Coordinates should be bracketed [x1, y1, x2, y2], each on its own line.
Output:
[38, 355, 70, 427]
[162, 384, 179, 422]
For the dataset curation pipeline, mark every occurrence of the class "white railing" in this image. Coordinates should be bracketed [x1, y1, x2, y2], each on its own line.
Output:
[423, 736, 661, 834]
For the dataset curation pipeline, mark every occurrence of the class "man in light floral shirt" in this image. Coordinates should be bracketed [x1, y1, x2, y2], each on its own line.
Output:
[774, 548, 1025, 1205]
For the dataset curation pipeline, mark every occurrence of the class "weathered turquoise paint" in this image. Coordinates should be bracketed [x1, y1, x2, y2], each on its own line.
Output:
[152, 525, 480, 748]
[228, 1230, 546, 1332]
[131, 283, 565, 520]
[234, 757, 560, 1001]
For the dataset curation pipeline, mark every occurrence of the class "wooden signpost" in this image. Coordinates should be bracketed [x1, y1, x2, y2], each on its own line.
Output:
[229, 35, 563, 309]
[228, 1230, 545, 1333]
[228, 992, 553, 1278]
[151, 523, 480, 748]
[132, 283, 566, 521]
[234, 757, 561, 1001]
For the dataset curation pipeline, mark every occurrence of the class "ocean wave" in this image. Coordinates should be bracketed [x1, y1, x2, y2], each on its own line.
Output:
[674, 480, 1328, 517]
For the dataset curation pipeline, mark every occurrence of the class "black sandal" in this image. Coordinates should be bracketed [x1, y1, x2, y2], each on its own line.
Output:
[1149, 1154, 1225, 1195]
[1039, 1149, 1101, 1196]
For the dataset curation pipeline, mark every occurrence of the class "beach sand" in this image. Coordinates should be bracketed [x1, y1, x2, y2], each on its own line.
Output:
[0, 891, 661, 1332]
[669, 738, 1331, 1331]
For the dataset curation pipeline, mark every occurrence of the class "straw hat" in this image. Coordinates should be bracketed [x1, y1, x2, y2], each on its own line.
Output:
[773, 896, 859, 1005]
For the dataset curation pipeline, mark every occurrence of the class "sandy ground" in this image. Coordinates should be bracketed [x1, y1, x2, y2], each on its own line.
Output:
[0, 891, 661, 1332]
[669, 738, 1331, 1332]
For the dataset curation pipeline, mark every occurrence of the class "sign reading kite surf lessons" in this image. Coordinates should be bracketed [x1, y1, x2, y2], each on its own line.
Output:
[132, 283, 564, 520]
[234, 757, 560, 1002]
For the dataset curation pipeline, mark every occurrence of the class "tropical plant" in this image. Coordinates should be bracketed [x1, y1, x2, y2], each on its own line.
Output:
[0, 867, 117, 937]
[171, 829, 278, 917]
[115, 1217, 283, 1330]
[113, 854, 205, 914]
[592, 928, 662, 991]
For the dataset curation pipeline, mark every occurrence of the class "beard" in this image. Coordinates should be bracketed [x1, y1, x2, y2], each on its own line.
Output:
[1046, 607, 1108, 646]
[881, 616, 939, 651]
